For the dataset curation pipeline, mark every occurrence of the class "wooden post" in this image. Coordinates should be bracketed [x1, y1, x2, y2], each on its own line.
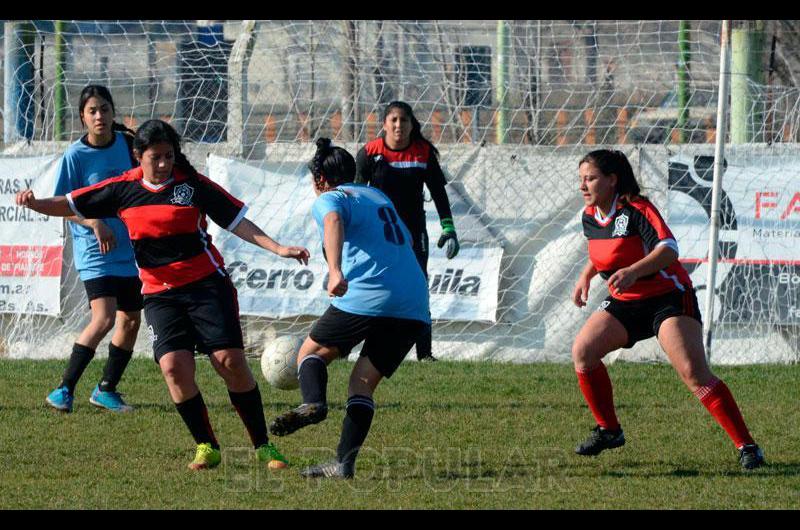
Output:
[460, 110, 473, 143]
[431, 111, 443, 143]
[264, 114, 277, 143]
[297, 112, 310, 142]
[365, 112, 378, 140]
[583, 109, 596, 145]
[671, 127, 682, 144]
[705, 116, 716, 143]
[330, 112, 342, 140]
[556, 110, 568, 146]
[616, 108, 628, 144]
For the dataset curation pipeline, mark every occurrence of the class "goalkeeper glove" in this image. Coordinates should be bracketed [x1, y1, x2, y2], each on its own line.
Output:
[437, 217, 459, 259]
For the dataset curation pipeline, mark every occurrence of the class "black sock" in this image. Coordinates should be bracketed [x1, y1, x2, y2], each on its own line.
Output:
[336, 395, 375, 466]
[298, 355, 328, 405]
[416, 324, 432, 359]
[60, 343, 96, 393]
[228, 385, 269, 449]
[174, 392, 219, 449]
[98, 343, 133, 392]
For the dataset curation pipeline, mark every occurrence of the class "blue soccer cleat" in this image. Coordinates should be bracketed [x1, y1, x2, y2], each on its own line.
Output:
[46, 386, 74, 413]
[89, 385, 134, 413]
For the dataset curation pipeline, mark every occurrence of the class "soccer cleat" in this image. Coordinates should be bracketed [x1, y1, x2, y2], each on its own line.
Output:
[575, 425, 626, 456]
[256, 442, 289, 469]
[417, 354, 438, 362]
[46, 386, 74, 413]
[269, 402, 328, 436]
[89, 385, 134, 413]
[738, 444, 765, 470]
[300, 460, 354, 479]
[188, 443, 221, 470]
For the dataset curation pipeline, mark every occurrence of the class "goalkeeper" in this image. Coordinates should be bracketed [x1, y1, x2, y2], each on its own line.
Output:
[355, 100, 457, 362]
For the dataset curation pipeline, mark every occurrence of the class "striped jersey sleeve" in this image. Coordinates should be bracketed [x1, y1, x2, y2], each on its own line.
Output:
[629, 199, 679, 255]
[195, 174, 247, 231]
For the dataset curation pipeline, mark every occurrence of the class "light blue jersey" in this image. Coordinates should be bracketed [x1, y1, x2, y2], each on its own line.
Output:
[311, 184, 430, 324]
[54, 132, 138, 281]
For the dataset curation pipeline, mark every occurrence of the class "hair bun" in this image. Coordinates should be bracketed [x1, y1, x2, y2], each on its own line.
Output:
[316, 137, 332, 150]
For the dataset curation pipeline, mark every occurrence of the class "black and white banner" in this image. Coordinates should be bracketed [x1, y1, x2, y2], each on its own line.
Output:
[205, 155, 502, 322]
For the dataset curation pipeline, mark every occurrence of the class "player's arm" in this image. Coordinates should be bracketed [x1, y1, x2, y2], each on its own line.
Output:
[607, 245, 678, 295]
[573, 260, 598, 308]
[67, 216, 117, 255]
[322, 211, 348, 297]
[232, 218, 309, 265]
[426, 154, 459, 259]
[15, 190, 73, 217]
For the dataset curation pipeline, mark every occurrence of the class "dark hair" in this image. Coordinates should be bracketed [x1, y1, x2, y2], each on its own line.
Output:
[78, 84, 138, 166]
[380, 100, 439, 158]
[133, 119, 198, 179]
[307, 138, 356, 189]
[579, 149, 643, 202]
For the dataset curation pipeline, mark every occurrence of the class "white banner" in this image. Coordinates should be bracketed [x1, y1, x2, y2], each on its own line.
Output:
[667, 153, 800, 324]
[0, 155, 63, 316]
[206, 155, 502, 322]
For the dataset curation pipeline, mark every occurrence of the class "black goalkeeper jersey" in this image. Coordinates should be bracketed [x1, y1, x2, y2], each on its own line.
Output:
[355, 137, 452, 236]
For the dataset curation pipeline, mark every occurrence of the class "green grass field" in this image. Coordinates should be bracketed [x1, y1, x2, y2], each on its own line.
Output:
[0, 359, 798, 509]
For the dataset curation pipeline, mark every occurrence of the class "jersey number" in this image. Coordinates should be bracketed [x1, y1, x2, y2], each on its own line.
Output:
[378, 207, 405, 245]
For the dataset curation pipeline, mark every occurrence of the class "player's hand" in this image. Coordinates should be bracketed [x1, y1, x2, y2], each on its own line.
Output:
[327, 270, 348, 297]
[437, 218, 459, 259]
[607, 267, 638, 295]
[278, 245, 310, 265]
[92, 221, 116, 254]
[572, 276, 591, 308]
[15, 189, 36, 208]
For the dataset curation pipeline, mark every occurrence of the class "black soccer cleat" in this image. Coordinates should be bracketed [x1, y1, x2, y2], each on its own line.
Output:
[575, 425, 626, 456]
[738, 444, 765, 470]
[269, 402, 328, 437]
[300, 460, 354, 479]
[417, 354, 438, 362]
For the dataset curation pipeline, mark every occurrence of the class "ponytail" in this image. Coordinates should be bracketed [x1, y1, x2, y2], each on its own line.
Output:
[307, 137, 356, 189]
[112, 121, 138, 168]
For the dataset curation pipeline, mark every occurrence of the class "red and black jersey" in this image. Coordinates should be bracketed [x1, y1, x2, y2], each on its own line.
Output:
[355, 137, 452, 236]
[66, 166, 246, 295]
[582, 196, 693, 301]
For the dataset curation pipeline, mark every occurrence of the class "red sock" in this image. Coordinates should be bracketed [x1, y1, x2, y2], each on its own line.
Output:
[576, 363, 620, 430]
[695, 377, 755, 448]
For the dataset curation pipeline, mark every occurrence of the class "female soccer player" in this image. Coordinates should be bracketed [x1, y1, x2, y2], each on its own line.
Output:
[268, 138, 430, 479]
[355, 101, 457, 362]
[17, 119, 310, 471]
[571, 149, 764, 470]
[46, 85, 142, 413]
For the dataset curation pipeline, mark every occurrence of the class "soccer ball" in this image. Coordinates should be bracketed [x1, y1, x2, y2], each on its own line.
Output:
[260, 335, 302, 390]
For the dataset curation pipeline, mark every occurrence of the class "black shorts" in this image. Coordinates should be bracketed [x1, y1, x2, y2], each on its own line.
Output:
[309, 305, 427, 378]
[83, 275, 144, 312]
[599, 288, 703, 348]
[143, 272, 244, 363]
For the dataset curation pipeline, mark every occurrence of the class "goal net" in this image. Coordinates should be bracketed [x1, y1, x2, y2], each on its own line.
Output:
[1, 20, 799, 364]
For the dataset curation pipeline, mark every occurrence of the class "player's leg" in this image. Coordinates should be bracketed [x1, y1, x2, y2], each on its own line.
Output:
[412, 230, 435, 361]
[270, 307, 364, 437]
[301, 317, 422, 479]
[657, 312, 763, 469]
[47, 288, 117, 412]
[95, 277, 142, 407]
[209, 347, 287, 467]
[572, 304, 630, 455]
[158, 348, 221, 470]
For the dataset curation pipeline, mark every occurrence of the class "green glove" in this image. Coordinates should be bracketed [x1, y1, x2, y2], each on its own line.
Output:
[436, 218, 459, 259]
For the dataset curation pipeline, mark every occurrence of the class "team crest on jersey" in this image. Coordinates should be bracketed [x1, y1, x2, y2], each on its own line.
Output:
[612, 213, 629, 237]
[171, 183, 194, 206]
